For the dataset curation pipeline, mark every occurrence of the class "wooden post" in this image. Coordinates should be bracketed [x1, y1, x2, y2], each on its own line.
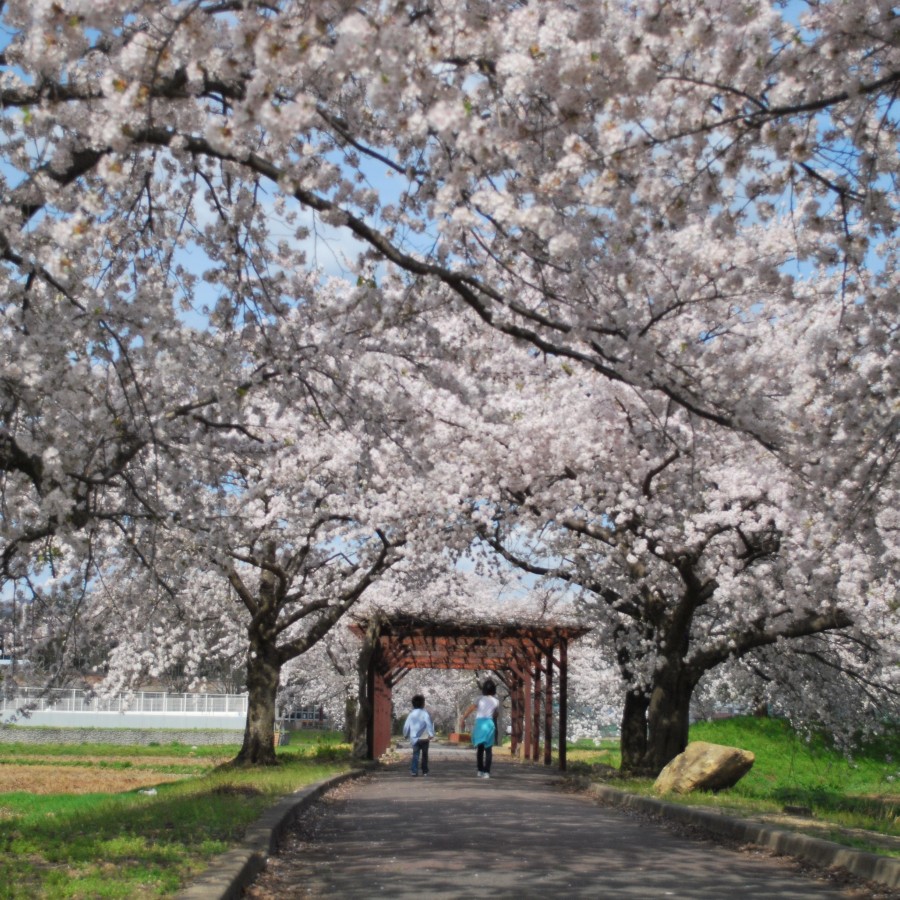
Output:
[364, 658, 375, 760]
[510, 674, 522, 756]
[523, 670, 533, 761]
[371, 667, 393, 759]
[531, 663, 541, 763]
[544, 648, 553, 766]
[558, 637, 568, 771]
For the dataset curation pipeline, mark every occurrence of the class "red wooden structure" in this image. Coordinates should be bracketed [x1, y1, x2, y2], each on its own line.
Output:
[351, 615, 587, 770]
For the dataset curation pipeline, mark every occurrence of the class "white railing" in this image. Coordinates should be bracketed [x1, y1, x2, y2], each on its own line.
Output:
[0, 687, 249, 716]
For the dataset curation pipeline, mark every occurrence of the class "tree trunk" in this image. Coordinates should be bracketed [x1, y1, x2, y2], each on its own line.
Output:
[352, 614, 382, 760]
[619, 689, 651, 774]
[619, 667, 698, 777]
[643, 670, 696, 775]
[344, 695, 358, 744]
[235, 643, 281, 766]
[353, 661, 373, 760]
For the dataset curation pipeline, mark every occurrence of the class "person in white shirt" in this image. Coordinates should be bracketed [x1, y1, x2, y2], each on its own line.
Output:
[402, 694, 435, 776]
[470, 678, 500, 778]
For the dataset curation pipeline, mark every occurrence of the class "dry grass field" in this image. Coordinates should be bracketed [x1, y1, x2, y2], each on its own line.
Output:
[0, 751, 233, 794]
[0, 763, 189, 794]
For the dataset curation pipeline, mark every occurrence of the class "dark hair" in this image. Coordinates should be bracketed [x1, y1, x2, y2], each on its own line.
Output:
[412, 694, 426, 709]
[481, 678, 496, 696]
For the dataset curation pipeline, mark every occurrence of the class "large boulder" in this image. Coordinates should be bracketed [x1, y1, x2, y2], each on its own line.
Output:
[654, 741, 755, 795]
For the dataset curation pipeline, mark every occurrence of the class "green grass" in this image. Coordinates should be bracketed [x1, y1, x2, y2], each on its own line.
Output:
[0, 741, 234, 759]
[0, 732, 354, 899]
[567, 717, 900, 855]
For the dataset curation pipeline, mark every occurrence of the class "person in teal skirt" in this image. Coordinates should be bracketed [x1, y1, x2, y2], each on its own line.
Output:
[471, 678, 500, 778]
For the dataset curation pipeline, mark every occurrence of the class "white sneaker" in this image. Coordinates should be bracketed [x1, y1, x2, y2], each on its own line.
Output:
[476, 771, 483, 778]
[483, 773, 490, 779]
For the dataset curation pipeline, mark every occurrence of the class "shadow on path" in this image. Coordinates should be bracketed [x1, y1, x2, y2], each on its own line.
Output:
[244, 754, 874, 899]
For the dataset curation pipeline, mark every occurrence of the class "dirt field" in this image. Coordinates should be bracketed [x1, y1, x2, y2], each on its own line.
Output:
[0, 752, 234, 795]
[0, 763, 195, 794]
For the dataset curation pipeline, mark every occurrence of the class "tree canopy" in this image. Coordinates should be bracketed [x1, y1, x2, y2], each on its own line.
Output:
[0, 0, 896, 770]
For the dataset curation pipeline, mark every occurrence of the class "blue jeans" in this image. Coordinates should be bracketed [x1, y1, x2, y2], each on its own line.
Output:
[411, 739, 430, 774]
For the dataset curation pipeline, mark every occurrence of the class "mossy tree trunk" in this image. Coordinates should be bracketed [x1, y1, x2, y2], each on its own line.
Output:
[236, 638, 281, 766]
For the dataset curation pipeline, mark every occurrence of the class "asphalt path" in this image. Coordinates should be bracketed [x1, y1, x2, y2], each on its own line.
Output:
[244, 750, 872, 899]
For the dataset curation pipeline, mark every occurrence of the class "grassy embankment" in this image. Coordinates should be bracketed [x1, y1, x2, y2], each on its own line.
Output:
[567, 715, 900, 856]
[0, 731, 353, 899]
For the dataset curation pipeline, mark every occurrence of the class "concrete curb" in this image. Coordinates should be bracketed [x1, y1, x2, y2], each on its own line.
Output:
[587, 784, 900, 889]
[175, 768, 367, 900]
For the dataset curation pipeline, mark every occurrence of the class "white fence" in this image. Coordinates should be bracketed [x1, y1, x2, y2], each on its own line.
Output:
[1, 687, 249, 715]
[1, 687, 249, 729]
[1, 688, 332, 734]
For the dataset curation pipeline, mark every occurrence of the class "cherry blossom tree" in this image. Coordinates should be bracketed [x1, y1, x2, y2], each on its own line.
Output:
[85, 292, 495, 762]
[457, 343, 897, 773]
[0, 138, 378, 725]
[0, 1, 896, 767]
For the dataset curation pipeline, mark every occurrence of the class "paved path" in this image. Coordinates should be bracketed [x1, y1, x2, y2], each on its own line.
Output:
[243, 751, 876, 899]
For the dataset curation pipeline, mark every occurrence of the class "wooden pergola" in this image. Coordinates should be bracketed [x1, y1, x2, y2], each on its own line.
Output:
[351, 615, 588, 770]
